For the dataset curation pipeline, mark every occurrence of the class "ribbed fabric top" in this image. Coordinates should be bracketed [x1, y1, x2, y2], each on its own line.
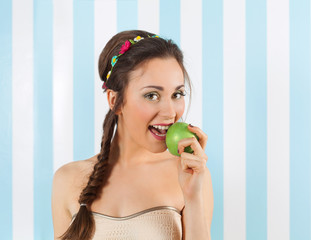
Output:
[71, 206, 183, 240]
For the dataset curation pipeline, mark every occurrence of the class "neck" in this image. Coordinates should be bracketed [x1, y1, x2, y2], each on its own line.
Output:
[109, 126, 169, 168]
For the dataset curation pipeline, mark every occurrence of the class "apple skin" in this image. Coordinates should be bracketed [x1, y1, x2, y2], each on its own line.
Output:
[165, 122, 199, 156]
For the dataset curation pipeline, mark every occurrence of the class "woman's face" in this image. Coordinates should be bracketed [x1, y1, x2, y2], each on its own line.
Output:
[119, 57, 186, 153]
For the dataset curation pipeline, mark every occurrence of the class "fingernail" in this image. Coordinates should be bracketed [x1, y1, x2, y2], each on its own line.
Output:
[189, 124, 194, 127]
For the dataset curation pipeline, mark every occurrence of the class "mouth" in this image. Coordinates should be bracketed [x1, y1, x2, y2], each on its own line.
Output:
[148, 123, 173, 140]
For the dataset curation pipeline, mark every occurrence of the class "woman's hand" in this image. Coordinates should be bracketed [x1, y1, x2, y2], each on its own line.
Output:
[177, 124, 208, 202]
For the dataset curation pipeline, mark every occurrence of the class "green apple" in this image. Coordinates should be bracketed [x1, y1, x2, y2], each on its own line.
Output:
[165, 122, 199, 156]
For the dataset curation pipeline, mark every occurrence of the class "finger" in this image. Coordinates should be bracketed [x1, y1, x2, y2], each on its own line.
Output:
[178, 137, 205, 156]
[180, 151, 208, 165]
[180, 151, 201, 161]
[180, 154, 206, 173]
[187, 124, 208, 149]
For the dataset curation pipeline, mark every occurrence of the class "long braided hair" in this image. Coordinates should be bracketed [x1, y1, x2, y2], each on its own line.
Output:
[60, 30, 192, 240]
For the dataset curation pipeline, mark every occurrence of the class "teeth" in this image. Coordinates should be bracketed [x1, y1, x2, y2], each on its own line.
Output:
[151, 125, 170, 130]
[153, 132, 166, 137]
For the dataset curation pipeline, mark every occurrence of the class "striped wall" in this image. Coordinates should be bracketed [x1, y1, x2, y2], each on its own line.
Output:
[0, 0, 310, 239]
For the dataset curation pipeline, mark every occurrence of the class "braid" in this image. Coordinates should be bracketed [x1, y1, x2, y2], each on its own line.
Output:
[79, 110, 117, 205]
[60, 110, 117, 240]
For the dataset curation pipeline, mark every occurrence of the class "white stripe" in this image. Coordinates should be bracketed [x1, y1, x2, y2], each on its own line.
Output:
[180, 0, 202, 128]
[12, 0, 34, 239]
[223, 0, 246, 239]
[267, 0, 290, 239]
[53, 0, 73, 172]
[94, 0, 117, 154]
[138, 0, 159, 34]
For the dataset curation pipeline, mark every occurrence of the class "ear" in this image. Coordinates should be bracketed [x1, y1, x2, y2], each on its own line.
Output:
[106, 89, 121, 114]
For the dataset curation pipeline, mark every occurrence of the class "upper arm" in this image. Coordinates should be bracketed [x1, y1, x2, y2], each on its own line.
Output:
[51, 164, 74, 240]
[203, 167, 214, 228]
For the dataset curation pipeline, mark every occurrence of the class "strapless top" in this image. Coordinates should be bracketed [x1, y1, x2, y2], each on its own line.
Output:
[71, 206, 183, 240]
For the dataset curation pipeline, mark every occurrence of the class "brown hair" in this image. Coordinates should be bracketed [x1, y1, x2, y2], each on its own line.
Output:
[60, 30, 192, 240]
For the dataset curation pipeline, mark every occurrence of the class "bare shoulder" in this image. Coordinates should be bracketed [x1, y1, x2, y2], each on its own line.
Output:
[51, 155, 98, 239]
[54, 157, 96, 184]
[53, 159, 94, 193]
[53, 156, 98, 207]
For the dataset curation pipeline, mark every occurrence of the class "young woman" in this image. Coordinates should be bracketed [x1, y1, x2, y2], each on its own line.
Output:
[52, 30, 213, 240]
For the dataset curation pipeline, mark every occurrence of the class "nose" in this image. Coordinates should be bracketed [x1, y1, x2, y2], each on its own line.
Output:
[160, 98, 176, 119]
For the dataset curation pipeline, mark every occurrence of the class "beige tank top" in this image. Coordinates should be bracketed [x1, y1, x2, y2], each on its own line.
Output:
[71, 206, 183, 240]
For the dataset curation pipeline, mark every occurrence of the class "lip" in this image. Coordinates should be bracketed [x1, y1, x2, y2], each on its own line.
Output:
[150, 123, 174, 126]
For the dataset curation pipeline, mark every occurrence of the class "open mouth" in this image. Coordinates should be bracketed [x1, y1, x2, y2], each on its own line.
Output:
[148, 126, 167, 136]
[148, 124, 173, 138]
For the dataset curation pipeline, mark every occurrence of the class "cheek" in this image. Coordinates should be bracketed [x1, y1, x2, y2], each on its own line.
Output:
[132, 101, 155, 124]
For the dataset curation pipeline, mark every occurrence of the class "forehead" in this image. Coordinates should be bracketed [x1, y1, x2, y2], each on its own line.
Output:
[127, 57, 184, 89]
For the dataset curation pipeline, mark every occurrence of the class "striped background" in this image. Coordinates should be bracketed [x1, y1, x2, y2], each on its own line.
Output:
[0, 0, 310, 239]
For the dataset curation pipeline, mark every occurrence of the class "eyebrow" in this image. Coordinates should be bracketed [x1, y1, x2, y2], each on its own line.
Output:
[141, 84, 185, 91]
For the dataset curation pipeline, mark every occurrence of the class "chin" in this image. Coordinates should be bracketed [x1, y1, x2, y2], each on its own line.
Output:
[148, 144, 168, 154]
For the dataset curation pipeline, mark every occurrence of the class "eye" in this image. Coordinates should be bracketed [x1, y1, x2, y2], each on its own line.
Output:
[173, 91, 186, 99]
[144, 92, 159, 101]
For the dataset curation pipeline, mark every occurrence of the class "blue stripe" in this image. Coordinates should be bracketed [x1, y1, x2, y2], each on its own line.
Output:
[246, 0, 267, 239]
[0, 0, 12, 239]
[202, 0, 223, 239]
[159, 0, 180, 46]
[33, 0, 54, 239]
[289, 0, 311, 239]
[117, 0, 137, 31]
[73, 0, 95, 160]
